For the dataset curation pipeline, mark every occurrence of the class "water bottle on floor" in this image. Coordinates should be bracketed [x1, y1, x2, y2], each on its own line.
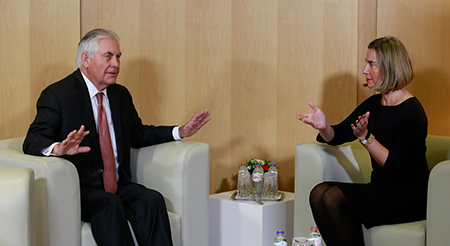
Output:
[252, 164, 264, 201]
[237, 163, 251, 197]
[273, 230, 287, 246]
[264, 163, 278, 198]
[308, 226, 322, 246]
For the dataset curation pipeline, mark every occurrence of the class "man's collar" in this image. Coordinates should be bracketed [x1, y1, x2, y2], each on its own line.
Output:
[80, 71, 108, 98]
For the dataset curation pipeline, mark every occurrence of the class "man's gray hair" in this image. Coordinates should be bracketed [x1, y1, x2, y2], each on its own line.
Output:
[76, 28, 120, 68]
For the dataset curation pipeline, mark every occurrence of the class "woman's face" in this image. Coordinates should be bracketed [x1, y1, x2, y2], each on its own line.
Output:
[363, 48, 379, 89]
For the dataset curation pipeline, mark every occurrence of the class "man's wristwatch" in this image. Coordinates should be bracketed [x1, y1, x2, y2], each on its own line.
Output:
[360, 132, 375, 148]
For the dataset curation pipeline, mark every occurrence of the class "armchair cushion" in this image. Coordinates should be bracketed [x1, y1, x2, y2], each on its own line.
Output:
[363, 221, 426, 246]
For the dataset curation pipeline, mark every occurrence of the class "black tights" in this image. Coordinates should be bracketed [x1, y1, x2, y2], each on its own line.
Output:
[309, 183, 365, 246]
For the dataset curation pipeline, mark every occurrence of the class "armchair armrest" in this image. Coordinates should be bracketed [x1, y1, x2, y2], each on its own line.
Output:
[130, 140, 210, 246]
[427, 161, 450, 245]
[0, 138, 80, 246]
[294, 140, 372, 237]
[0, 168, 35, 246]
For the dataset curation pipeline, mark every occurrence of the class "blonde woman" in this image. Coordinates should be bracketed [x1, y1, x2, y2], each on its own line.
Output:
[297, 36, 428, 246]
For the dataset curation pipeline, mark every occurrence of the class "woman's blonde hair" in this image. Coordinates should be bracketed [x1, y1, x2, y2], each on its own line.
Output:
[368, 36, 413, 93]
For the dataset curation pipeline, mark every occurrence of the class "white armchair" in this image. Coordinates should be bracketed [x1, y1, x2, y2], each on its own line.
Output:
[294, 135, 450, 246]
[0, 137, 210, 246]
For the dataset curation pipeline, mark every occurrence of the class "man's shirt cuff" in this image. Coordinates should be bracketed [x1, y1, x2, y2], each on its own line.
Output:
[172, 126, 182, 140]
[42, 142, 61, 156]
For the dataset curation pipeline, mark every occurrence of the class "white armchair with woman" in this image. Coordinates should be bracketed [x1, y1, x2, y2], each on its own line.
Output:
[297, 36, 429, 246]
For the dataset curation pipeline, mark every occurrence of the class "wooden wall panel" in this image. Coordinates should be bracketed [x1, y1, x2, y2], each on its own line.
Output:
[185, 0, 233, 192]
[278, 0, 319, 190]
[277, 0, 358, 191]
[230, 0, 278, 190]
[377, 0, 450, 136]
[30, 0, 80, 103]
[96, 0, 188, 126]
[357, 0, 377, 103]
[0, 0, 79, 140]
[81, 0, 97, 36]
[0, 1, 30, 139]
[82, 0, 358, 193]
[320, 0, 358, 123]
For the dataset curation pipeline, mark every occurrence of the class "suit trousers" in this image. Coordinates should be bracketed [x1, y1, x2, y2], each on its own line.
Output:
[80, 182, 173, 246]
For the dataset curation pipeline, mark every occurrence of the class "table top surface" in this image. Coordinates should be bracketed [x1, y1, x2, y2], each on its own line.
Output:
[210, 190, 295, 205]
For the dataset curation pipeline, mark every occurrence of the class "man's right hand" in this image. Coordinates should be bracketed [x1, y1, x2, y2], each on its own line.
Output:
[52, 125, 91, 155]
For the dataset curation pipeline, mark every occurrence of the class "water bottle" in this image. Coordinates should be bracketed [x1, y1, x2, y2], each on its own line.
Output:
[237, 163, 251, 197]
[264, 163, 278, 198]
[252, 164, 264, 201]
[308, 226, 322, 246]
[273, 230, 288, 246]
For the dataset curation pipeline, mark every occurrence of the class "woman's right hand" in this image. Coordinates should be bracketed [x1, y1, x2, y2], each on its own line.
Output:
[297, 102, 328, 130]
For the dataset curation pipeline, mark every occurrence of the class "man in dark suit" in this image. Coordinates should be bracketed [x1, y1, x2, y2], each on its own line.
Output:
[23, 28, 210, 246]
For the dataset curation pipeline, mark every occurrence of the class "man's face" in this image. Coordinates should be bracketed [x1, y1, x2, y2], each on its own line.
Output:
[83, 38, 121, 91]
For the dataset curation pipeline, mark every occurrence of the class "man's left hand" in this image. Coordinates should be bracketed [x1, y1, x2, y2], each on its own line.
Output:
[179, 109, 211, 138]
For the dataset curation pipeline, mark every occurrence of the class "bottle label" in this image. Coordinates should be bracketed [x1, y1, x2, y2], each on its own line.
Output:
[252, 173, 262, 182]
[314, 237, 322, 246]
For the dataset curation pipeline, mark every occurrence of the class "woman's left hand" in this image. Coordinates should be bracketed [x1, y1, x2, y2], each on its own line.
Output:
[351, 111, 370, 141]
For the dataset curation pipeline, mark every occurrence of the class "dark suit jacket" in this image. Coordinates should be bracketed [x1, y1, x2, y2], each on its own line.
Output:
[23, 69, 175, 187]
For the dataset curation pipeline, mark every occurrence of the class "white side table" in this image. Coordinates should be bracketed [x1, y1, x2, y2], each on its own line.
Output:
[209, 191, 295, 246]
